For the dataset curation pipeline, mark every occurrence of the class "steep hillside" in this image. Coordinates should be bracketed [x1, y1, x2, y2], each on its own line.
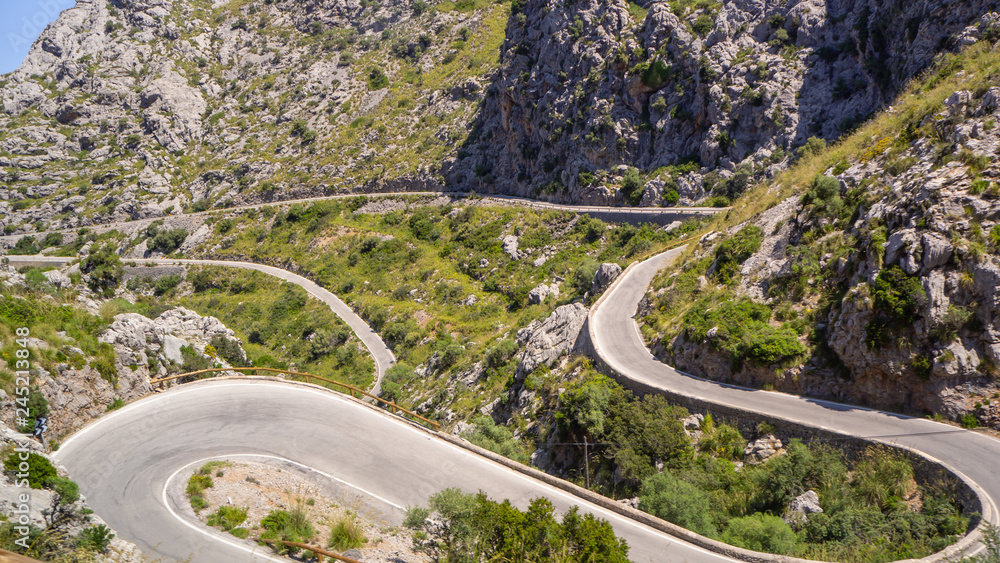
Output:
[449, 0, 1000, 204]
[2, 0, 998, 235]
[641, 39, 1000, 429]
[0, 0, 505, 232]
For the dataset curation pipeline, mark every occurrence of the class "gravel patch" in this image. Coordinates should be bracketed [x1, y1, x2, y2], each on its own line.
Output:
[193, 459, 429, 563]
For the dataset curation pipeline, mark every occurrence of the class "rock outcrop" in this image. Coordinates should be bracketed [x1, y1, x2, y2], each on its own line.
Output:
[785, 490, 824, 525]
[516, 303, 589, 376]
[446, 0, 1000, 203]
[100, 306, 245, 371]
[592, 262, 622, 294]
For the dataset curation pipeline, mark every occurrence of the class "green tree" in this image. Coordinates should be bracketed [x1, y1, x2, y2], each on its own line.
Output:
[721, 513, 797, 554]
[640, 472, 717, 536]
[80, 243, 123, 296]
[713, 225, 763, 283]
[621, 167, 645, 206]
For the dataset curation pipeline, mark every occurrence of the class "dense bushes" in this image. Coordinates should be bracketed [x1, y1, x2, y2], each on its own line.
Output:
[802, 174, 844, 218]
[558, 375, 693, 490]
[713, 225, 763, 283]
[461, 416, 530, 463]
[260, 507, 316, 554]
[621, 167, 645, 206]
[551, 371, 966, 562]
[4, 452, 57, 489]
[405, 489, 630, 562]
[866, 266, 927, 349]
[640, 472, 716, 536]
[148, 228, 188, 254]
[80, 243, 123, 296]
[721, 514, 797, 554]
[684, 297, 805, 367]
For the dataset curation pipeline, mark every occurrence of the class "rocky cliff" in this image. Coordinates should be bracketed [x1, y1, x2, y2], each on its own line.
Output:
[642, 49, 1000, 428]
[2, 0, 999, 235]
[447, 0, 1000, 203]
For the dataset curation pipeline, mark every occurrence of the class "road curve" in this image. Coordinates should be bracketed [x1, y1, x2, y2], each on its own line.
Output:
[3, 255, 394, 395]
[0, 190, 727, 247]
[590, 246, 1000, 552]
[52, 378, 734, 563]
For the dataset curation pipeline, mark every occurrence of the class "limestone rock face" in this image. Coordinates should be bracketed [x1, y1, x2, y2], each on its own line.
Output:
[744, 434, 783, 465]
[592, 263, 622, 294]
[445, 0, 999, 203]
[651, 84, 1000, 429]
[100, 307, 244, 370]
[785, 490, 824, 525]
[502, 235, 522, 261]
[516, 303, 589, 376]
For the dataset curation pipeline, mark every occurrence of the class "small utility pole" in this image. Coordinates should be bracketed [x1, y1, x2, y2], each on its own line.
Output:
[583, 436, 590, 490]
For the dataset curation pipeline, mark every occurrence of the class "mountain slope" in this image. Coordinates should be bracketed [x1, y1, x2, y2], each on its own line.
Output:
[641, 39, 1000, 428]
[2, 0, 999, 236]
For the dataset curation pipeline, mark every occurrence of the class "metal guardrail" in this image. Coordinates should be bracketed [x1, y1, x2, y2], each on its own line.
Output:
[0, 550, 44, 562]
[149, 367, 440, 431]
[260, 539, 363, 563]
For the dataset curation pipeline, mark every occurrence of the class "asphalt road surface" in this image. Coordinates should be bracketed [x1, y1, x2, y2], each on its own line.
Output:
[591, 246, 1000, 547]
[15, 243, 1000, 563]
[52, 379, 732, 563]
[3, 255, 394, 395]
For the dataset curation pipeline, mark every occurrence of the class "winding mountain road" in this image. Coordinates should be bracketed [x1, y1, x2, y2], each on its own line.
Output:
[590, 246, 1000, 550]
[4, 256, 394, 395]
[8, 244, 1000, 563]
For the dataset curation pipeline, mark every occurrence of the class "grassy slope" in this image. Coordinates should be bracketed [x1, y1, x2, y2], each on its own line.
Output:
[641, 40, 1000, 375]
[183, 197, 699, 418]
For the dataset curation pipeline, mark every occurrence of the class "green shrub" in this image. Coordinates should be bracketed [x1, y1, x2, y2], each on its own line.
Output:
[186, 473, 213, 496]
[797, 136, 827, 158]
[572, 257, 601, 294]
[484, 339, 518, 368]
[851, 445, 914, 510]
[713, 225, 763, 283]
[961, 413, 979, 429]
[77, 524, 114, 551]
[3, 452, 55, 489]
[48, 477, 80, 505]
[210, 335, 246, 365]
[367, 67, 389, 89]
[208, 505, 248, 531]
[403, 506, 431, 528]
[328, 512, 367, 551]
[640, 472, 717, 536]
[802, 175, 844, 218]
[153, 274, 182, 296]
[721, 513, 797, 554]
[260, 507, 316, 553]
[621, 167, 645, 206]
[872, 266, 926, 324]
[684, 297, 804, 367]
[80, 243, 124, 296]
[912, 356, 932, 379]
[461, 416, 530, 463]
[149, 228, 188, 254]
[692, 14, 714, 36]
[10, 236, 39, 255]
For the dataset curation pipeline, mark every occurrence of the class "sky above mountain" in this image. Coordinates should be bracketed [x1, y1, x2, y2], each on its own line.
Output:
[0, 0, 75, 74]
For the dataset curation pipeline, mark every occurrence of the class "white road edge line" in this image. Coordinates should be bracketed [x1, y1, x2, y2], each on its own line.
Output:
[163, 459, 290, 563]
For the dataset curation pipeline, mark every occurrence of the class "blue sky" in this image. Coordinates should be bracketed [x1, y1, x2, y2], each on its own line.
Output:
[1, 0, 76, 75]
